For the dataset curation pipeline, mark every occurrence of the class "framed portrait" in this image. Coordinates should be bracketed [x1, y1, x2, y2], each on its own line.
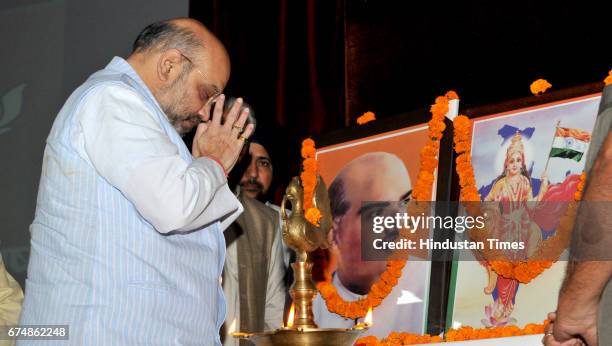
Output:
[312, 123, 437, 339]
[447, 93, 601, 329]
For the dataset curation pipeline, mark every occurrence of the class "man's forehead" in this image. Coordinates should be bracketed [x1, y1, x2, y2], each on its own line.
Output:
[192, 46, 229, 90]
[249, 143, 271, 159]
[344, 168, 410, 203]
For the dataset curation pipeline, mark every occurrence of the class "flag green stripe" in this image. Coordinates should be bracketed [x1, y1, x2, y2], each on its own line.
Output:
[550, 148, 583, 161]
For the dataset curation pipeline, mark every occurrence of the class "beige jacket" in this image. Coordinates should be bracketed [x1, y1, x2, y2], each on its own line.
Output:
[0, 253, 23, 346]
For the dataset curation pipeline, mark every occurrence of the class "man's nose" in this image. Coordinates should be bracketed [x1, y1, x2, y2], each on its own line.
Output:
[245, 161, 258, 178]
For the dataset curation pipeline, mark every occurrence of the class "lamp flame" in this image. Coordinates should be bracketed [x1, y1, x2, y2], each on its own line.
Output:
[228, 318, 237, 334]
[286, 303, 295, 328]
[364, 306, 373, 326]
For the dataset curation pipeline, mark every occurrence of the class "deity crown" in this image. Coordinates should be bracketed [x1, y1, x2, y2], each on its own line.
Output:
[506, 131, 525, 158]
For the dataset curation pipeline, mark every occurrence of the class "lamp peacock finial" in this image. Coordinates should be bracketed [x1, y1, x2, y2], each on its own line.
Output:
[280, 175, 332, 262]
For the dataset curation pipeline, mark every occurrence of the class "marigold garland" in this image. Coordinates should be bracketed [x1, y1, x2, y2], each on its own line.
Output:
[452, 115, 585, 283]
[305, 208, 322, 227]
[355, 332, 442, 345]
[316, 92, 455, 320]
[445, 90, 459, 100]
[317, 260, 406, 319]
[605, 68, 612, 86]
[444, 320, 549, 342]
[357, 111, 377, 125]
[355, 320, 549, 345]
[300, 138, 321, 226]
[530, 79, 552, 95]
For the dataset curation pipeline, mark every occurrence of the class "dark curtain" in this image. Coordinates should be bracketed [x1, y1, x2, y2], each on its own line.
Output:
[189, 0, 345, 201]
[344, 0, 610, 121]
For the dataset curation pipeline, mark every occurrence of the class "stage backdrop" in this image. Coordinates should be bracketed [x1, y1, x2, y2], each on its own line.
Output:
[311, 124, 435, 338]
[448, 94, 600, 329]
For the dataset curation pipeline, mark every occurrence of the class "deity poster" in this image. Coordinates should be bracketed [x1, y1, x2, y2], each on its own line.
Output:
[448, 94, 601, 329]
[312, 124, 435, 338]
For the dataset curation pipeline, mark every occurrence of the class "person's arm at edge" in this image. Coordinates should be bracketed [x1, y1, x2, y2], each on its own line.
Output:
[554, 131, 612, 344]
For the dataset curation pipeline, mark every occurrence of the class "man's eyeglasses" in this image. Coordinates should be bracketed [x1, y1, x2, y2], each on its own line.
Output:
[177, 51, 221, 107]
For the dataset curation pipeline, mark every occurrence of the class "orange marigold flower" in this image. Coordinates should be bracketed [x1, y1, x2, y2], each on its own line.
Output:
[453, 115, 471, 132]
[300, 173, 316, 187]
[530, 78, 552, 95]
[428, 119, 447, 133]
[317, 282, 334, 295]
[454, 142, 470, 154]
[302, 138, 315, 148]
[432, 95, 449, 110]
[523, 323, 541, 334]
[356, 111, 376, 125]
[305, 207, 321, 226]
[355, 336, 378, 346]
[301, 145, 316, 159]
[605, 69, 612, 86]
[445, 90, 459, 100]
[430, 335, 442, 342]
[421, 157, 438, 171]
[302, 157, 318, 172]
[574, 191, 582, 200]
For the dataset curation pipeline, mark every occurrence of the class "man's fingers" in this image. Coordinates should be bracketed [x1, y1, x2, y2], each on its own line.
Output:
[211, 94, 225, 126]
[191, 122, 209, 157]
[548, 312, 557, 322]
[195, 121, 208, 138]
[542, 334, 562, 346]
[542, 335, 585, 346]
[584, 330, 598, 346]
[552, 327, 575, 345]
[223, 97, 243, 131]
[234, 107, 250, 128]
[230, 108, 250, 136]
[239, 123, 255, 142]
[198, 102, 211, 123]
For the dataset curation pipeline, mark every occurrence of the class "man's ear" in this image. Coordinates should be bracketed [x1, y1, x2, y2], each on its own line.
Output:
[330, 217, 341, 248]
[157, 49, 183, 82]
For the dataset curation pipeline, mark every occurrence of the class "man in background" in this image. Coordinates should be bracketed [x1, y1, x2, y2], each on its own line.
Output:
[235, 132, 292, 269]
[221, 102, 285, 345]
[312, 152, 430, 339]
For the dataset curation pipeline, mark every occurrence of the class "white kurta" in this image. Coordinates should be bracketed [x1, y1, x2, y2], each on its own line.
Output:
[20, 57, 242, 345]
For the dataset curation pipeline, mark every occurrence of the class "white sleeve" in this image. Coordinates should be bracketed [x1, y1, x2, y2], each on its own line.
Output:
[264, 216, 287, 330]
[76, 84, 241, 233]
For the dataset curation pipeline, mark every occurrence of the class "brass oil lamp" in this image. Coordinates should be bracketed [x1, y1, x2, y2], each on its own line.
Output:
[232, 176, 369, 345]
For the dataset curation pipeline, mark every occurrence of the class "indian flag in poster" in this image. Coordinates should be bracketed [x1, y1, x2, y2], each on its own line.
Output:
[550, 127, 592, 161]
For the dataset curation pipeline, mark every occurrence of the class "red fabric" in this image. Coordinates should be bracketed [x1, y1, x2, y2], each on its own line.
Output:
[532, 174, 580, 231]
[496, 276, 519, 306]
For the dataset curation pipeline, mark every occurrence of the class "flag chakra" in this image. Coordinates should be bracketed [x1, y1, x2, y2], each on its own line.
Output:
[550, 127, 592, 162]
